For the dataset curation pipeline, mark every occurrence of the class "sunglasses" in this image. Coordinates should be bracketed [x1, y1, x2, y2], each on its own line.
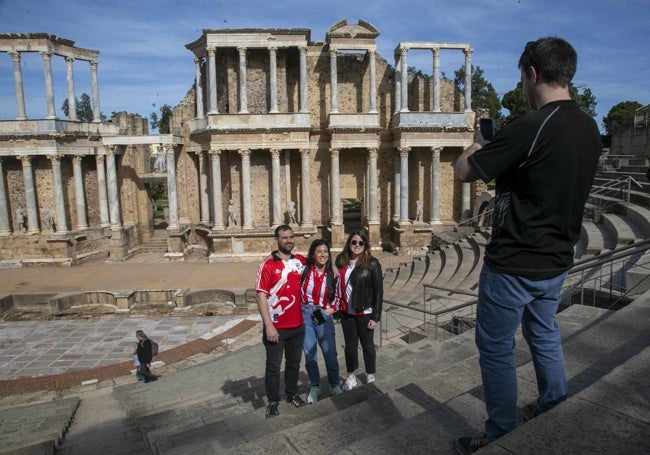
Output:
[350, 240, 365, 247]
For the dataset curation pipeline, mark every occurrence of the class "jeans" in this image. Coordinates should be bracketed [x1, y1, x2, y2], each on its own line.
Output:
[341, 312, 376, 375]
[476, 264, 568, 442]
[263, 324, 305, 402]
[302, 304, 340, 387]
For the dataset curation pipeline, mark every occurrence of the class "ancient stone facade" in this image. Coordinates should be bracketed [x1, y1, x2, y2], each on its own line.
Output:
[0, 21, 487, 265]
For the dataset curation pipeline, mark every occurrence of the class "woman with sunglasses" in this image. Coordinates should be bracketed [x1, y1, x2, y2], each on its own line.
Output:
[300, 239, 343, 403]
[334, 230, 383, 390]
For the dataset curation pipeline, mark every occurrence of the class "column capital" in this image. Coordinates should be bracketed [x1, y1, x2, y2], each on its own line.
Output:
[367, 49, 376, 58]
[194, 56, 202, 66]
[90, 60, 98, 70]
[9, 51, 20, 62]
[329, 48, 338, 57]
[40, 51, 53, 60]
[270, 148, 281, 159]
[463, 48, 474, 57]
[399, 46, 409, 56]
[72, 155, 84, 165]
[104, 145, 116, 155]
[65, 55, 75, 64]
[238, 148, 251, 158]
[431, 48, 440, 57]
[17, 155, 31, 165]
[163, 143, 174, 154]
[208, 148, 222, 158]
[431, 146, 442, 156]
[398, 147, 410, 157]
[300, 148, 310, 157]
[368, 147, 378, 159]
[299, 46, 307, 55]
[237, 46, 247, 54]
[47, 154, 61, 164]
[207, 45, 216, 54]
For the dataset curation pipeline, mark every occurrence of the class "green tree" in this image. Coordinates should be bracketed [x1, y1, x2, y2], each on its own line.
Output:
[149, 104, 173, 134]
[61, 92, 104, 121]
[602, 100, 643, 134]
[454, 65, 504, 127]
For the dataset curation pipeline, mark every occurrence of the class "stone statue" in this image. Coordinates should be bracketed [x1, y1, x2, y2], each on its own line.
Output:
[287, 201, 297, 225]
[152, 145, 166, 172]
[15, 206, 26, 232]
[41, 208, 54, 232]
[227, 199, 238, 227]
[415, 200, 423, 222]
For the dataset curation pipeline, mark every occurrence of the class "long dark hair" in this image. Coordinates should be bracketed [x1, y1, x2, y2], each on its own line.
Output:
[301, 238, 336, 303]
[336, 230, 372, 269]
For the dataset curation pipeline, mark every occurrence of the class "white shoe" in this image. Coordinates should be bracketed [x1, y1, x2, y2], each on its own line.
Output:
[342, 374, 357, 391]
[367, 374, 375, 384]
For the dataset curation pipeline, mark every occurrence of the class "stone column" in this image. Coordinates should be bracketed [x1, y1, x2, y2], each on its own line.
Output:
[194, 57, 205, 118]
[399, 147, 410, 223]
[95, 155, 110, 227]
[368, 50, 377, 113]
[207, 46, 218, 114]
[48, 155, 69, 233]
[164, 144, 179, 230]
[90, 60, 101, 122]
[393, 156, 400, 221]
[104, 146, 122, 229]
[41, 52, 57, 119]
[464, 48, 473, 111]
[462, 182, 471, 221]
[65, 57, 77, 121]
[368, 148, 379, 223]
[237, 47, 248, 113]
[300, 149, 313, 228]
[9, 52, 27, 120]
[430, 147, 441, 225]
[394, 52, 401, 114]
[329, 49, 338, 113]
[330, 149, 341, 225]
[197, 151, 210, 224]
[400, 47, 409, 112]
[432, 48, 441, 112]
[270, 149, 282, 227]
[299, 46, 308, 113]
[72, 156, 88, 230]
[18, 156, 38, 233]
[0, 158, 10, 235]
[209, 149, 224, 230]
[269, 47, 278, 113]
[239, 149, 253, 229]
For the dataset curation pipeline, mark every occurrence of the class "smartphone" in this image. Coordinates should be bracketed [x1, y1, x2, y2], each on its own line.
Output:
[479, 118, 496, 141]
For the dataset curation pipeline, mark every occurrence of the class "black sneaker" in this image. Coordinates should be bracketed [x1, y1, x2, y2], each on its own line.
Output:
[453, 435, 488, 454]
[287, 394, 306, 407]
[266, 401, 279, 418]
[522, 403, 539, 422]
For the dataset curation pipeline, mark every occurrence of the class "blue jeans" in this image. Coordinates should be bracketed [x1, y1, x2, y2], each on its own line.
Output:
[262, 324, 305, 402]
[302, 304, 340, 387]
[476, 264, 568, 442]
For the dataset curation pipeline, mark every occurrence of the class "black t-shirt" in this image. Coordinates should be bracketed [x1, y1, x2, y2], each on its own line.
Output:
[469, 100, 601, 277]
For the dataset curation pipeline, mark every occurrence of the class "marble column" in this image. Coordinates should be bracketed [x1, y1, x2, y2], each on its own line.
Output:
[90, 60, 101, 122]
[368, 50, 377, 113]
[10, 52, 27, 120]
[393, 156, 400, 221]
[207, 46, 218, 114]
[330, 149, 341, 225]
[194, 57, 205, 118]
[0, 158, 10, 235]
[95, 155, 110, 227]
[269, 47, 278, 113]
[394, 52, 402, 114]
[72, 156, 88, 230]
[237, 47, 248, 113]
[48, 155, 69, 233]
[432, 48, 441, 112]
[164, 144, 179, 230]
[104, 146, 122, 229]
[270, 149, 282, 227]
[464, 48, 473, 111]
[209, 149, 224, 230]
[41, 52, 57, 119]
[329, 49, 338, 113]
[197, 151, 210, 225]
[430, 147, 441, 225]
[300, 149, 313, 228]
[65, 57, 77, 121]
[299, 46, 308, 113]
[18, 156, 38, 233]
[400, 47, 409, 112]
[462, 182, 471, 221]
[399, 147, 410, 223]
[239, 149, 253, 229]
[368, 148, 379, 223]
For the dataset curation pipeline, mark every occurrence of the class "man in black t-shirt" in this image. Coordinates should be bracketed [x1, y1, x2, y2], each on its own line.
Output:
[453, 37, 601, 454]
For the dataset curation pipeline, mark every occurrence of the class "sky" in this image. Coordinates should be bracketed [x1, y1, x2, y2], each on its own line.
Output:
[0, 0, 648, 133]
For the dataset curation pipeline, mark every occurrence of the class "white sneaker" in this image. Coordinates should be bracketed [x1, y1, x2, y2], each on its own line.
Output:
[307, 385, 320, 404]
[367, 374, 375, 384]
[342, 374, 358, 391]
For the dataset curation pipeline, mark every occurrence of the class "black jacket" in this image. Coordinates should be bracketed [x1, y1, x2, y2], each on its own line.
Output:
[347, 257, 383, 322]
[137, 338, 153, 364]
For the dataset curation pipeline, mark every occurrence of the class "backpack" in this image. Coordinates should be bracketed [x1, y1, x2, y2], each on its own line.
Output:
[151, 340, 159, 356]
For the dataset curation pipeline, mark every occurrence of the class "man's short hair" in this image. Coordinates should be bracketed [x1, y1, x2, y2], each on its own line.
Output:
[519, 37, 577, 87]
[274, 224, 293, 238]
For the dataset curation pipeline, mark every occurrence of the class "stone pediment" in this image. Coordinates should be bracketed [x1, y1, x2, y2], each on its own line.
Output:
[326, 19, 380, 49]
